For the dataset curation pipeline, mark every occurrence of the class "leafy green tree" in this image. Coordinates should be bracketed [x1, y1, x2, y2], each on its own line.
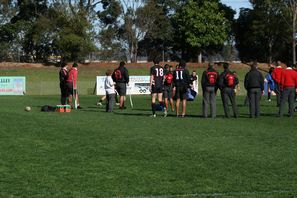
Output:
[172, 0, 231, 62]
[235, 0, 291, 63]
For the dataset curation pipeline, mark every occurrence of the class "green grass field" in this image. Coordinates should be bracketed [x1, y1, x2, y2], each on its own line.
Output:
[1, 66, 297, 197]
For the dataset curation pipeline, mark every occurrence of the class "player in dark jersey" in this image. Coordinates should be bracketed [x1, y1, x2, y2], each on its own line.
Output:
[59, 61, 69, 105]
[163, 64, 175, 112]
[150, 58, 165, 117]
[173, 60, 191, 117]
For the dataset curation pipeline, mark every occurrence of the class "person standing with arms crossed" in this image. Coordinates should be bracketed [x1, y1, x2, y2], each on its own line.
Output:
[112, 61, 129, 109]
[244, 62, 264, 118]
[150, 58, 165, 117]
[278, 63, 297, 117]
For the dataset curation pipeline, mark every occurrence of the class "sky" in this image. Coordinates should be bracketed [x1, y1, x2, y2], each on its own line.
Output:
[221, 0, 252, 18]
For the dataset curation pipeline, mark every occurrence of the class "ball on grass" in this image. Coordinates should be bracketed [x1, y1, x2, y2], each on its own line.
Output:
[25, 106, 31, 112]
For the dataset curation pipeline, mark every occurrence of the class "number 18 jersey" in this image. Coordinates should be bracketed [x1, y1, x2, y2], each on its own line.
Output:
[150, 65, 164, 88]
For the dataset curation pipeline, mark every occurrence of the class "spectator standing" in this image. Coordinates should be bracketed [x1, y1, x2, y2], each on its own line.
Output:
[112, 61, 129, 109]
[59, 62, 68, 105]
[104, 69, 116, 112]
[201, 63, 219, 118]
[264, 67, 275, 102]
[279, 64, 297, 117]
[66, 62, 81, 109]
[244, 63, 264, 118]
[218, 63, 239, 118]
[272, 61, 283, 106]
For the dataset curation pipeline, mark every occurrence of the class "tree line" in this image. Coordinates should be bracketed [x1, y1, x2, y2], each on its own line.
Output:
[0, 0, 297, 64]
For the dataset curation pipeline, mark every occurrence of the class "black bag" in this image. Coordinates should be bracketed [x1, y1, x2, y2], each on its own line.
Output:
[41, 105, 55, 112]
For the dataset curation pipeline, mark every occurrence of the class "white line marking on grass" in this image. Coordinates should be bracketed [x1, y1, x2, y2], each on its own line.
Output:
[121, 190, 296, 198]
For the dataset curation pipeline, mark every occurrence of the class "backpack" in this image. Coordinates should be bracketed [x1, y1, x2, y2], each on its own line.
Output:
[206, 71, 217, 85]
[165, 73, 173, 85]
[225, 72, 236, 87]
[114, 69, 122, 81]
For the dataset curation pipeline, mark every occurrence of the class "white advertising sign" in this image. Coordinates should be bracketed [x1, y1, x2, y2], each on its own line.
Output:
[96, 76, 150, 95]
[96, 75, 198, 95]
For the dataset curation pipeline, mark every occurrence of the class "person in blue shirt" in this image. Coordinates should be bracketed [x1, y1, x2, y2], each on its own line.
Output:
[264, 67, 275, 102]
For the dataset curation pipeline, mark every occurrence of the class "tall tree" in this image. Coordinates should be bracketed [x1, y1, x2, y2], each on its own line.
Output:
[235, 0, 291, 63]
[172, 0, 231, 62]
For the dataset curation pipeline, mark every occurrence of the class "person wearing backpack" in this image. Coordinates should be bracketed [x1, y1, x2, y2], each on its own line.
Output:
[244, 62, 264, 118]
[112, 61, 129, 109]
[201, 63, 219, 118]
[163, 64, 175, 112]
[218, 63, 239, 118]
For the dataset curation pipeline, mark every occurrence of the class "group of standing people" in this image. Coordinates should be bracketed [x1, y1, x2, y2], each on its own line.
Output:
[103, 61, 129, 112]
[59, 62, 81, 109]
[60, 60, 297, 118]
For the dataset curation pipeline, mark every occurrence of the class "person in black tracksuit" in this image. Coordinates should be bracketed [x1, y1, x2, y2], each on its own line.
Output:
[201, 63, 219, 118]
[59, 62, 68, 105]
[112, 61, 129, 109]
[219, 63, 239, 118]
[244, 63, 264, 118]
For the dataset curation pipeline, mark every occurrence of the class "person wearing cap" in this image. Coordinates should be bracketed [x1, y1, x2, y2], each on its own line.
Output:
[66, 62, 82, 109]
[272, 61, 283, 106]
[112, 61, 129, 109]
[172, 60, 191, 117]
[244, 62, 264, 118]
[218, 62, 239, 118]
[201, 62, 219, 118]
[59, 61, 68, 105]
[278, 63, 297, 117]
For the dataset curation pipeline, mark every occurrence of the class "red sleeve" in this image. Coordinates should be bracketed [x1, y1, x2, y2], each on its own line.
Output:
[280, 70, 284, 90]
[73, 69, 78, 88]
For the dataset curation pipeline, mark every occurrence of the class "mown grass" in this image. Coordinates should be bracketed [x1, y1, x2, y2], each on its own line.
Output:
[1, 65, 296, 197]
[0, 65, 250, 95]
[0, 94, 297, 197]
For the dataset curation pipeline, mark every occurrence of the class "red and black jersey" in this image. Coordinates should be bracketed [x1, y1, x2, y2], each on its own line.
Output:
[150, 65, 164, 87]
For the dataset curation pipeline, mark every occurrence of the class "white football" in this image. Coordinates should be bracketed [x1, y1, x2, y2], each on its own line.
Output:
[25, 106, 31, 112]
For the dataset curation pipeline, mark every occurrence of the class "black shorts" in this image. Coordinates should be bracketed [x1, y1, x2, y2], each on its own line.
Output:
[151, 85, 163, 94]
[175, 86, 187, 100]
[115, 82, 127, 96]
[163, 85, 172, 99]
[66, 83, 78, 95]
[66, 82, 74, 95]
[60, 83, 69, 97]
